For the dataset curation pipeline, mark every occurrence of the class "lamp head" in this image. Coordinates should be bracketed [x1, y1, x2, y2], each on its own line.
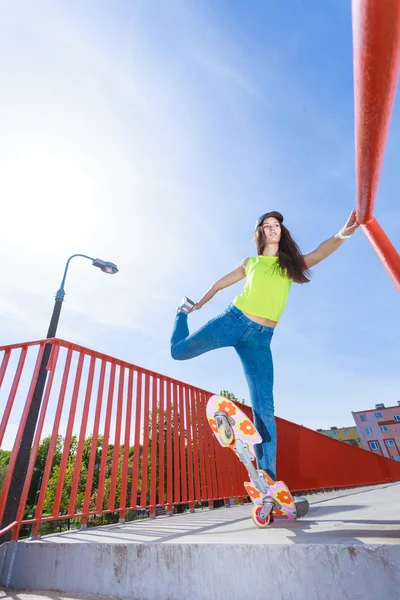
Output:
[92, 258, 119, 274]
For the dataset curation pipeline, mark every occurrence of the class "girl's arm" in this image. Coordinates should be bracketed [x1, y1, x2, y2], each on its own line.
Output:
[195, 258, 249, 310]
[303, 210, 359, 269]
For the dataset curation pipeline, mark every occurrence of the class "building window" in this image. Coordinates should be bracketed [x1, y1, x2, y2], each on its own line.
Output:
[374, 412, 383, 418]
[385, 440, 395, 447]
[360, 415, 367, 422]
[354, 428, 358, 433]
[380, 426, 389, 432]
[357, 438, 362, 443]
[344, 429, 349, 435]
[365, 428, 373, 435]
[333, 431, 338, 435]
[369, 442, 379, 450]
[394, 416, 400, 422]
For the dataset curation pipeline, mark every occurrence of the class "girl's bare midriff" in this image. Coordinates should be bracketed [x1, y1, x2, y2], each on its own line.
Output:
[243, 312, 277, 328]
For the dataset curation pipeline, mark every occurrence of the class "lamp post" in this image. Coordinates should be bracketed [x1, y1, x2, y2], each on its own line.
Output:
[0, 254, 118, 541]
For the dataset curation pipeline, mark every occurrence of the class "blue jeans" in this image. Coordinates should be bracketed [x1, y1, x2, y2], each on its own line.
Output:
[170, 304, 277, 480]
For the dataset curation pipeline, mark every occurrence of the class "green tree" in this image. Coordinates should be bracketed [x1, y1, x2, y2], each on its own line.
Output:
[43, 457, 88, 515]
[26, 435, 64, 506]
[220, 390, 246, 405]
[0, 449, 11, 494]
[35, 435, 63, 472]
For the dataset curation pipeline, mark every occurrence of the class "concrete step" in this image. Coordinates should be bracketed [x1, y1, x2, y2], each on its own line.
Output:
[1, 484, 400, 600]
[0, 592, 116, 600]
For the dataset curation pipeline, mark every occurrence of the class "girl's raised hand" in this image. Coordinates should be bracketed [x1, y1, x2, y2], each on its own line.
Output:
[342, 209, 359, 237]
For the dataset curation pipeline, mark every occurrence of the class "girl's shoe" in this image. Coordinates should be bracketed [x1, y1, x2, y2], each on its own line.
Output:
[178, 296, 196, 314]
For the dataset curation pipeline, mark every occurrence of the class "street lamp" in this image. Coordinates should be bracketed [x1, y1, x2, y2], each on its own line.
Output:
[0, 253, 119, 542]
[56, 255, 119, 302]
[47, 254, 119, 338]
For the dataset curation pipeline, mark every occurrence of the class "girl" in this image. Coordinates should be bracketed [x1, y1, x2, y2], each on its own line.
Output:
[171, 209, 359, 483]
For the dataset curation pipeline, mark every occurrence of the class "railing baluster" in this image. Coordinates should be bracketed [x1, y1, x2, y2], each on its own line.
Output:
[81, 359, 107, 527]
[119, 368, 134, 522]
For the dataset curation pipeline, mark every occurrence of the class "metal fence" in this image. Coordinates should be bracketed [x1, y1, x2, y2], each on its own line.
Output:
[1, 338, 400, 540]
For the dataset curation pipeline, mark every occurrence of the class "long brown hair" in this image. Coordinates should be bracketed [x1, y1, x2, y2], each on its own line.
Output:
[255, 222, 311, 284]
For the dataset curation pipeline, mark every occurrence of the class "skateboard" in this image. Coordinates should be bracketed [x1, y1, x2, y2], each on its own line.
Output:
[206, 394, 309, 528]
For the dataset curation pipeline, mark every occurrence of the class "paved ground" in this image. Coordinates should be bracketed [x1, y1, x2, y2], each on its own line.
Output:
[22, 482, 400, 546]
[0, 593, 116, 600]
[0, 590, 119, 600]
[1, 483, 399, 599]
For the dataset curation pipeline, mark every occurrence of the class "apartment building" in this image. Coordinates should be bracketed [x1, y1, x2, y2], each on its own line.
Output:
[316, 426, 363, 448]
[352, 402, 400, 460]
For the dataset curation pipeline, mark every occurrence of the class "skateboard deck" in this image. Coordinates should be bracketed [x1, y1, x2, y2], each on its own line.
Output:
[206, 394, 297, 526]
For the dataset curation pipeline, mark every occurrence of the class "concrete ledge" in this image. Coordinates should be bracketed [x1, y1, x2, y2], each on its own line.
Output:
[3, 541, 400, 600]
[1, 484, 400, 599]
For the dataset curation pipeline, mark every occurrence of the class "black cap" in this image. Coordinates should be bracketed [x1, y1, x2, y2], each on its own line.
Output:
[255, 211, 284, 231]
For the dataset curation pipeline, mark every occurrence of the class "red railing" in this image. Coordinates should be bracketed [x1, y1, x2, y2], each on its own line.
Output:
[1, 338, 400, 541]
[0, 339, 248, 540]
[352, 0, 400, 291]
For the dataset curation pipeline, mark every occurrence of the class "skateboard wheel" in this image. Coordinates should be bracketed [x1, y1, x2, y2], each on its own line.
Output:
[252, 505, 271, 528]
[294, 497, 309, 518]
[217, 421, 233, 446]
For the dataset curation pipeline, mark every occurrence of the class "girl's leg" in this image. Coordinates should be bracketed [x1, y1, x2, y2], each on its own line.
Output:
[171, 307, 244, 361]
[170, 311, 191, 348]
[235, 331, 277, 480]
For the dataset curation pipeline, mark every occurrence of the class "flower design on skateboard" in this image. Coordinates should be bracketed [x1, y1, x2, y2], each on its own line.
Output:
[217, 400, 237, 417]
[276, 490, 292, 506]
[244, 484, 262, 500]
[238, 418, 258, 438]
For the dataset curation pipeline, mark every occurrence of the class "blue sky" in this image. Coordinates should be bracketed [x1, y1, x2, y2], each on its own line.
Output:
[0, 0, 399, 440]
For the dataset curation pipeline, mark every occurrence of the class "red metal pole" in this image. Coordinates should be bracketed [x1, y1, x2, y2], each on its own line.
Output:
[178, 385, 187, 503]
[172, 382, 180, 504]
[149, 376, 158, 513]
[139, 373, 150, 509]
[81, 359, 107, 526]
[119, 367, 134, 520]
[31, 348, 73, 536]
[52, 352, 84, 517]
[130, 371, 142, 508]
[189, 387, 201, 502]
[0, 348, 11, 389]
[96, 362, 116, 513]
[165, 381, 173, 513]
[108, 365, 125, 510]
[184, 386, 194, 509]
[362, 218, 400, 292]
[68, 355, 96, 516]
[158, 379, 165, 510]
[352, 0, 400, 291]
[352, 0, 400, 223]
[0, 347, 27, 447]
[195, 388, 207, 501]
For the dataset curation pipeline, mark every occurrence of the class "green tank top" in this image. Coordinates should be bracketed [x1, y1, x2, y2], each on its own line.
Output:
[232, 256, 292, 323]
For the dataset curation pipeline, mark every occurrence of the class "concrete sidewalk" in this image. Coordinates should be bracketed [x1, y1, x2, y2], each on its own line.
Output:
[0, 593, 112, 600]
[25, 481, 400, 546]
[1, 483, 400, 600]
